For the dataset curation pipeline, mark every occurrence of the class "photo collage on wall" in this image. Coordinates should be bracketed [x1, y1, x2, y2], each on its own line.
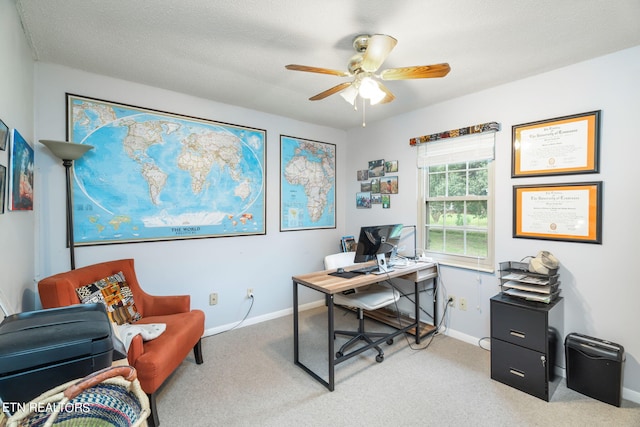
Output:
[356, 159, 398, 209]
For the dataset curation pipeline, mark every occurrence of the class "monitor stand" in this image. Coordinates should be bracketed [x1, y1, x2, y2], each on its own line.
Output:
[373, 253, 394, 274]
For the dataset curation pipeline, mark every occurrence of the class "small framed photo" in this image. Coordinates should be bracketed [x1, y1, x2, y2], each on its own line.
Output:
[368, 159, 385, 177]
[0, 165, 6, 214]
[357, 170, 369, 181]
[360, 181, 372, 192]
[356, 191, 371, 209]
[381, 194, 391, 209]
[371, 194, 382, 204]
[385, 160, 398, 173]
[341, 235, 357, 252]
[380, 176, 398, 194]
[0, 118, 8, 151]
[370, 178, 380, 193]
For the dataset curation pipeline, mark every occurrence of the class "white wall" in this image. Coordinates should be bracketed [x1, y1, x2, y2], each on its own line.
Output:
[0, 0, 36, 314]
[34, 63, 347, 330]
[345, 46, 640, 399]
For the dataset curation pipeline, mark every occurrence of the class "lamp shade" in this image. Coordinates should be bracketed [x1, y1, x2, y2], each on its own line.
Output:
[339, 85, 358, 105]
[358, 77, 385, 105]
[40, 140, 93, 161]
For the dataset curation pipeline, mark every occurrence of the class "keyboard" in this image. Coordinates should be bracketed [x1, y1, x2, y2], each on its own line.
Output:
[351, 265, 379, 274]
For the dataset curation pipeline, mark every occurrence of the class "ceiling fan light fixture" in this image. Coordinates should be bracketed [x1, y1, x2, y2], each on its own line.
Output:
[358, 76, 377, 98]
[368, 85, 386, 106]
[358, 77, 385, 105]
[340, 85, 358, 105]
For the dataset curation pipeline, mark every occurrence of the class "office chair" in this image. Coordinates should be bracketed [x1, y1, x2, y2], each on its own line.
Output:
[324, 252, 400, 362]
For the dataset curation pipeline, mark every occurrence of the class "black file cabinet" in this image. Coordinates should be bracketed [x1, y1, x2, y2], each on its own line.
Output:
[490, 293, 564, 401]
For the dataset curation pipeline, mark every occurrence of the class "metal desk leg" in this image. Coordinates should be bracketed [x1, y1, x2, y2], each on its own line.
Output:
[293, 280, 299, 364]
[433, 279, 438, 331]
[414, 280, 421, 344]
[327, 295, 335, 391]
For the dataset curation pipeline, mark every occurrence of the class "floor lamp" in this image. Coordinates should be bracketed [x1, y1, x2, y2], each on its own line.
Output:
[40, 140, 94, 270]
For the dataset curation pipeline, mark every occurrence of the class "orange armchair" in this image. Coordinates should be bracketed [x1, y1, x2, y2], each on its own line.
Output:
[38, 259, 205, 427]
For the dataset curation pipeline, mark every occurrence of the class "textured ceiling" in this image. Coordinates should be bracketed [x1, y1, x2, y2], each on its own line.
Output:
[15, 0, 640, 130]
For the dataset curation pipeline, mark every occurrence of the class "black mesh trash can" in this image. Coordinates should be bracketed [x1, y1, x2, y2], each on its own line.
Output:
[565, 333, 625, 407]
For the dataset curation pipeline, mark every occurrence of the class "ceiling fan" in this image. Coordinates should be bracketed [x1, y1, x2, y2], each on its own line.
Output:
[285, 34, 450, 108]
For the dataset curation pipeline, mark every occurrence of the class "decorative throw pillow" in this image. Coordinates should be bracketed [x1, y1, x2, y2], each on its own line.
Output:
[75, 272, 142, 325]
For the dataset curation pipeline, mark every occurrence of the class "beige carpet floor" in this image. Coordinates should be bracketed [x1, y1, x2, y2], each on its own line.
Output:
[154, 306, 639, 426]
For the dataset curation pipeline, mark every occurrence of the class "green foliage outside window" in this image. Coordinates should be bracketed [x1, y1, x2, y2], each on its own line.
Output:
[425, 160, 489, 257]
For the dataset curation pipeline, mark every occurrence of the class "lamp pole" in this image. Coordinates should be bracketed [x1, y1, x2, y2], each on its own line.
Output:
[40, 140, 93, 270]
[62, 159, 77, 269]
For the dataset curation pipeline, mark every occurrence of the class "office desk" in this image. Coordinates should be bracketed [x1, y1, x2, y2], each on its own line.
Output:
[292, 261, 438, 391]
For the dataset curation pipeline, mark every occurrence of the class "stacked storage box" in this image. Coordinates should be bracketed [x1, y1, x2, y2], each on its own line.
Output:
[498, 261, 560, 304]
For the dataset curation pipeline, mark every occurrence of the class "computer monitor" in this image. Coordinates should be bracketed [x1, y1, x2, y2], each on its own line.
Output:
[354, 224, 403, 263]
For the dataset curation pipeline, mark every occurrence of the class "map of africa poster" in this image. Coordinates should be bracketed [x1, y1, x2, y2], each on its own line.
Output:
[280, 135, 335, 231]
[67, 94, 266, 245]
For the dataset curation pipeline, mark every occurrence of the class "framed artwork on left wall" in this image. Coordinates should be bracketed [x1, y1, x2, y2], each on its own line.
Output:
[8, 129, 34, 211]
[0, 164, 6, 214]
[0, 118, 8, 151]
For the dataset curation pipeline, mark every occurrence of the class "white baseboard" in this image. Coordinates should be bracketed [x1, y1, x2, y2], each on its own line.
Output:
[444, 327, 485, 347]
[202, 300, 324, 337]
[622, 387, 640, 404]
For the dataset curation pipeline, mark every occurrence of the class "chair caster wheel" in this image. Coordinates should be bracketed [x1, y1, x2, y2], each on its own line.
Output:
[336, 351, 343, 358]
[386, 338, 394, 345]
[376, 354, 384, 363]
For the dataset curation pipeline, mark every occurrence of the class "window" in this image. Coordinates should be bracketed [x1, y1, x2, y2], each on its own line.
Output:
[417, 132, 495, 271]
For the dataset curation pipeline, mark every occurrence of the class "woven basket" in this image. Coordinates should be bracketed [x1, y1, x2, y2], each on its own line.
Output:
[5, 366, 150, 427]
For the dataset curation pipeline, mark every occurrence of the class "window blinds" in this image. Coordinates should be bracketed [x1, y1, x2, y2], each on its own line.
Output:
[417, 131, 496, 168]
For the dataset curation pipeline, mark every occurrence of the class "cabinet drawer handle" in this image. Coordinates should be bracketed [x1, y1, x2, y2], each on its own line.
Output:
[509, 330, 525, 339]
[509, 368, 525, 378]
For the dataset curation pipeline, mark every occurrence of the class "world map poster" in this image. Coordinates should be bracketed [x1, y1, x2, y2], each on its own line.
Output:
[67, 94, 266, 245]
[280, 135, 335, 231]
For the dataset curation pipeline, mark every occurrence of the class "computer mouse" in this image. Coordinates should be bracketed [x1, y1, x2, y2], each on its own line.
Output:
[336, 267, 345, 273]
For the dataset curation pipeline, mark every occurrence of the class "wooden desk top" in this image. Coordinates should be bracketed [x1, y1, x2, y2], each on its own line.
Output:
[292, 261, 437, 295]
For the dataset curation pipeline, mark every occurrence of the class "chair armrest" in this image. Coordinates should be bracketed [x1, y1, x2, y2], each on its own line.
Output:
[38, 278, 81, 308]
[139, 294, 191, 317]
[127, 334, 145, 366]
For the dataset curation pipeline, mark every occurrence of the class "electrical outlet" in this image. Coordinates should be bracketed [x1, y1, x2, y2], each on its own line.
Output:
[209, 293, 218, 305]
[448, 295, 455, 307]
[459, 298, 468, 311]
[247, 288, 254, 298]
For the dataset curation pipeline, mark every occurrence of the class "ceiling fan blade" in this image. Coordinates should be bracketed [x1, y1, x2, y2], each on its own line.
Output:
[309, 82, 353, 101]
[285, 64, 349, 77]
[376, 82, 395, 104]
[380, 63, 451, 80]
[361, 34, 397, 73]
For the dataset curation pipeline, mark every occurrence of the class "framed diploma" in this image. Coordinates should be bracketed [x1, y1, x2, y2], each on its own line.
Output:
[513, 182, 602, 244]
[512, 111, 600, 177]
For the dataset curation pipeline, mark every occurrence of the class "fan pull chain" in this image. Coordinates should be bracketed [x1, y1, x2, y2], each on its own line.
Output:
[362, 97, 366, 127]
